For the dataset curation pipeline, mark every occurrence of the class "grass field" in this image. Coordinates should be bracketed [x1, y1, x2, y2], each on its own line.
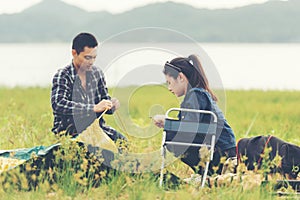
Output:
[0, 86, 299, 199]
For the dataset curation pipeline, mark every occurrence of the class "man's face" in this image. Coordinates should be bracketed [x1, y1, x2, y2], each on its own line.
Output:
[72, 46, 97, 71]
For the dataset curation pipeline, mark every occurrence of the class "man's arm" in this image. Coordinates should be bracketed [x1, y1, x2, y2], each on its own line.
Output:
[51, 70, 94, 115]
[95, 68, 117, 115]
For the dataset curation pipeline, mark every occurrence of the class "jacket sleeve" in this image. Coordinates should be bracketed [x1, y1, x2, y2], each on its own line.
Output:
[94, 68, 114, 116]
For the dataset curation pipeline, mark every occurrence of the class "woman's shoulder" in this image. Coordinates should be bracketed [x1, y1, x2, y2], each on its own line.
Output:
[189, 87, 206, 93]
[183, 87, 206, 102]
[187, 87, 211, 98]
[186, 87, 215, 104]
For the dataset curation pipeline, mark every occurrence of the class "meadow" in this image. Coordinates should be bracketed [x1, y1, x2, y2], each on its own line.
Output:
[0, 86, 299, 199]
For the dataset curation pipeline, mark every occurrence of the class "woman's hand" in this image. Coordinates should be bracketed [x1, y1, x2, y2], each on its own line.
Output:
[152, 114, 165, 128]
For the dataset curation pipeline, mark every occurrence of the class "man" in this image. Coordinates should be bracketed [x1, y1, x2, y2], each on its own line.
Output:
[51, 32, 126, 142]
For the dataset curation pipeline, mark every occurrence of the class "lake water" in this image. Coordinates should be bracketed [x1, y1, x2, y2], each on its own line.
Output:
[0, 43, 299, 90]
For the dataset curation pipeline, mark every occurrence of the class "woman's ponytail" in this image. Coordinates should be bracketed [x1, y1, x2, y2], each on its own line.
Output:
[188, 54, 218, 101]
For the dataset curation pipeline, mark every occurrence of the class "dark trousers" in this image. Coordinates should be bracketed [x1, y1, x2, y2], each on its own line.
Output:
[167, 144, 236, 175]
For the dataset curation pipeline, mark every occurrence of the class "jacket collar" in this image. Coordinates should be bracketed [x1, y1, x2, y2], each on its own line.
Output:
[70, 61, 77, 81]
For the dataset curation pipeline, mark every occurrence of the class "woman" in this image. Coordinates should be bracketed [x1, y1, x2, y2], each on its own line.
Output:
[153, 54, 236, 174]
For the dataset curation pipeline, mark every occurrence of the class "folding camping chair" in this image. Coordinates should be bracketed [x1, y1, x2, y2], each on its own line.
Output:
[159, 108, 217, 188]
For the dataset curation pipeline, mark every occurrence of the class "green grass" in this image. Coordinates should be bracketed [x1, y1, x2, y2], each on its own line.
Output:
[0, 86, 299, 199]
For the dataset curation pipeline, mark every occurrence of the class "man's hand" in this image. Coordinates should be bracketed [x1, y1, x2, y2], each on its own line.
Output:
[93, 99, 113, 113]
[111, 97, 120, 110]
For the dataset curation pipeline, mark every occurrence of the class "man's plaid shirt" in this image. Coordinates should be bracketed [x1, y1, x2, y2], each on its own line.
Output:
[51, 63, 117, 138]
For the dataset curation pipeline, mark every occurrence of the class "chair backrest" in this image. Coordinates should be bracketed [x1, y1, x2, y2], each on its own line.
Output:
[163, 108, 217, 159]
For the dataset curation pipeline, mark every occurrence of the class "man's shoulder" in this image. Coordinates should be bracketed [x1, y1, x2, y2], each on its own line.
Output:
[54, 64, 73, 77]
[52, 65, 76, 86]
[91, 65, 103, 72]
[91, 66, 104, 77]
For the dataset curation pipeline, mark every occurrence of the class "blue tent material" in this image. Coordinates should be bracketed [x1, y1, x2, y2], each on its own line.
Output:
[0, 143, 60, 160]
[0, 143, 60, 173]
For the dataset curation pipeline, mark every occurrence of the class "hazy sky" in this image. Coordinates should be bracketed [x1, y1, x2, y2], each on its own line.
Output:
[0, 0, 272, 14]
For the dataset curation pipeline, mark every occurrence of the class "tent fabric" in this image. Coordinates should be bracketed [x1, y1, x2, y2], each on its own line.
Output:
[0, 144, 61, 174]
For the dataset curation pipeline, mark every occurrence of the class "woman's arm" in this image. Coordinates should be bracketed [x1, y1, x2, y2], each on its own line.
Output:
[152, 114, 165, 128]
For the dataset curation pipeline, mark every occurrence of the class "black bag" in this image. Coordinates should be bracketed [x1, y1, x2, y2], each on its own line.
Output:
[237, 135, 300, 179]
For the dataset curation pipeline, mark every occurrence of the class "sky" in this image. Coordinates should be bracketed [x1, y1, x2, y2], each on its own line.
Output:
[0, 0, 272, 14]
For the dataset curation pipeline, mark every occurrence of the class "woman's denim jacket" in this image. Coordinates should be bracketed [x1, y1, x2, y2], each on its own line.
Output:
[179, 87, 236, 151]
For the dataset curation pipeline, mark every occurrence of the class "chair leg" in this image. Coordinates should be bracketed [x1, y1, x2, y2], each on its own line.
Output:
[159, 145, 166, 187]
[201, 161, 210, 187]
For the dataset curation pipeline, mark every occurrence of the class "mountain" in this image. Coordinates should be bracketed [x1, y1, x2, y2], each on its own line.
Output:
[22, 0, 86, 15]
[0, 0, 300, 43]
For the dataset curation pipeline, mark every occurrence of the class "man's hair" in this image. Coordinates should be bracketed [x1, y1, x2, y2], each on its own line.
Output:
[72, 32, 98, 54]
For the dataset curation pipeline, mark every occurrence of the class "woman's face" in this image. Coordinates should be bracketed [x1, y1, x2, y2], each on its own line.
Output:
[165, 73, 188, 97]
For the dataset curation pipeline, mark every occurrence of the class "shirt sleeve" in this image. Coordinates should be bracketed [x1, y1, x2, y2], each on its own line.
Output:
[51, 70, 95, 115]
[94, 68, 114, 116]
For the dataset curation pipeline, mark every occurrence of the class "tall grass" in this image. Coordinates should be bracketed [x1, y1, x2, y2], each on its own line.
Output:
[0, 86, 299, 199]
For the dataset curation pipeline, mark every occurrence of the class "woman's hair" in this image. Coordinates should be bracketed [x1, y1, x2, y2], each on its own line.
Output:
[163, 54, 218, 101]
